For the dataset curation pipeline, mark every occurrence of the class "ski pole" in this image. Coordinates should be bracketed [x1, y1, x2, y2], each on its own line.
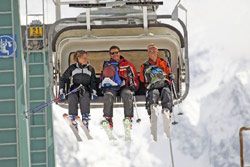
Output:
[165, 59, 179, 125]
[165, 52, 183, 118]
[126, 66, 141, 123]
[25, 85, 82, 114]
[169, 82, 178, 125]
[25, 85, 82, 118]
[133, 92, 141, 123]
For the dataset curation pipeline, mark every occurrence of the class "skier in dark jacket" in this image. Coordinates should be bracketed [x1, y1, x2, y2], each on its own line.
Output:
[59, 50, 97, 129]
[140, 43, 174, 121]
[100, 45, 139, 129]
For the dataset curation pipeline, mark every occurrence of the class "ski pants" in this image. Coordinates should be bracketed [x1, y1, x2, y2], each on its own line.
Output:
[146, 86, 173, 115]
[103, 88, 133, 118]
[68, 91, 90, 116]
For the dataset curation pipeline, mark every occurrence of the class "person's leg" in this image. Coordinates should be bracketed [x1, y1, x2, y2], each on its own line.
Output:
[68, 93, 79, 115]
[79, 91, 90, 128]
[68, 93, 79, 129]
[103, 90, 117, 129]
[120, 88, 133, 118]
[146, 89, 160, 116]
[161, 87, 173, 112]
[79, 91, 90, 115]
[103, 90, 116, 117]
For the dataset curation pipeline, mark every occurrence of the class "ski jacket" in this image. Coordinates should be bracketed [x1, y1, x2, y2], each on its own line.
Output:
[118, 56, 139, 91]
[140, 57, 170, 88]
[59, 62, 97, 92]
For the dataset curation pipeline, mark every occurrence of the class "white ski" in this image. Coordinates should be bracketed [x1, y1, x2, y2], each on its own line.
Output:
[150, 104, 158, 142]
[75, 116, 93, 140]
[63, 113, 82, 142]
[101, 120, 117, 140]
[123, 118, 131, 141]
[162, 110, 171, 138]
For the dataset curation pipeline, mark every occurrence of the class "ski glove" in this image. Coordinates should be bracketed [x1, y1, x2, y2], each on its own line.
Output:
[91, 89, 98, 101]
[168, 73, 175, 81]
[129, 85, 136, 92]
[59, 88, 66, 100]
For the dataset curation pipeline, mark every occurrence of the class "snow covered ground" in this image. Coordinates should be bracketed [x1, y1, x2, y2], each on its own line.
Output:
[53, 105, 177, 167]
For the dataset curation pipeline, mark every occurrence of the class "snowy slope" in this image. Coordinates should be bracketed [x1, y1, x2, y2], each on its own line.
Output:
[177, 60, 250, 167]
[53, 105, 175, 167]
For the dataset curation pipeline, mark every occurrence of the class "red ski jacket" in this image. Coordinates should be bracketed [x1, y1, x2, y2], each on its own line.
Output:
[117, 56, 139, 91]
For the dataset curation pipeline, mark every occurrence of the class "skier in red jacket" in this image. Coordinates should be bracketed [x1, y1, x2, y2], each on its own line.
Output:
[100, 45, 139, 129]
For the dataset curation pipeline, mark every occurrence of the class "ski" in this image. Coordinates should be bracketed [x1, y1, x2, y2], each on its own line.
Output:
[100, 120, 117, 140]
[63, 113, 83, 142]
[162, 111, 171, 138]
[150, 104, 158, 142]
[123, 118, 131, 141]
[75, 116, 93, 140]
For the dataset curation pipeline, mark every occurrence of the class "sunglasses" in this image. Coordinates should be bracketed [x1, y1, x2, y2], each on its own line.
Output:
[110, 51, 119, 55]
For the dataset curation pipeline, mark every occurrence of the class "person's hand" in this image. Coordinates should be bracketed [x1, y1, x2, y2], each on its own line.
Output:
[168, 73, 175, 81]
[91, 90, 98, 101]
[59, 88, 65, 100]
[129, 85, 136, 92]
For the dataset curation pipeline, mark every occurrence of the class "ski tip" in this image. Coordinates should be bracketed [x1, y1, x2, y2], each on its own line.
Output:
[164, 132, 170, 139]
[150, 135, 157, 142]
[63, 113, 68, 117]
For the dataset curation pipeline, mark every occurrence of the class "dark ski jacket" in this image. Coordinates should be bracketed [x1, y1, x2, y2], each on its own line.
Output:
[59, 62, 97, 92]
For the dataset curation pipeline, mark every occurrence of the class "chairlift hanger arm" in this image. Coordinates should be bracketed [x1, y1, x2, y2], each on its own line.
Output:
[69, 1, 163, 8]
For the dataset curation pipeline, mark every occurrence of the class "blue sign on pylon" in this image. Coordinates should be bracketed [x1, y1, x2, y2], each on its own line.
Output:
[0, 35, 17, 58]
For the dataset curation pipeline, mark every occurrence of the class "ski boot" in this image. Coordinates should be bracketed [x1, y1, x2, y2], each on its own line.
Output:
[124, 117, 133, 129]
[105, 117, 113, 130]
[69, 115, 78, 130]
[82, 113, 90, 129]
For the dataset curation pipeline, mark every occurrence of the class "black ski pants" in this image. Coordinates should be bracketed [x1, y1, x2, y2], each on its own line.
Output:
[68, 91, 90, 116]
[146, 86, 173, 115]
[103, 88, 133, 118]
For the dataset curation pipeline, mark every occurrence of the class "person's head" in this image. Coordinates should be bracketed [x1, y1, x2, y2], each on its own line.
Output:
[147, 43, 158, 62]
[75, 50, 88, 65]
[109, 45, 120, 62]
